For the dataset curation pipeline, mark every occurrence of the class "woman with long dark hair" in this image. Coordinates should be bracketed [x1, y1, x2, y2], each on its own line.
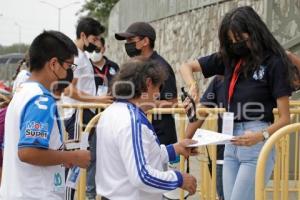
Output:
[180, 6, 294, 200]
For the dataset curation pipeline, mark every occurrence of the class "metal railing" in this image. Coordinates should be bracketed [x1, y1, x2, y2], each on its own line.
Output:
[255, 123, 300, 200]
[59, 102, 300, 200]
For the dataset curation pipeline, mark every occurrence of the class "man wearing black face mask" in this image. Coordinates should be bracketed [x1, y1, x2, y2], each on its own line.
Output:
[62, 17, 115, 138]
[63, 17, 113, 140]
[52, 59, 75, 94]
[61, 17, 113, 200]
[0, 30, 91, 200]
[115, 22, 178, 146]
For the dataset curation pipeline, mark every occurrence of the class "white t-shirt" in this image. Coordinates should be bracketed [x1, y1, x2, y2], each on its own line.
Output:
[12, 69, 31, 93]
[0, 82, 65, 200]
[62, 48, 96, 119]
[96, 101, 183, 200]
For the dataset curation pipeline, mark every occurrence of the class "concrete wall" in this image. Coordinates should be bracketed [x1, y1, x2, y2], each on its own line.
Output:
[105, 0, 300, 95]
[268, 0, 300, 52]
[108, 0, 228, 36]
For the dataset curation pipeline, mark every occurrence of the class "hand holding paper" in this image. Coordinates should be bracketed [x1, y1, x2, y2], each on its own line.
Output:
[173, 139, 198, 158]
[66, 132, 90, 189]
[188, 129, 234, 147]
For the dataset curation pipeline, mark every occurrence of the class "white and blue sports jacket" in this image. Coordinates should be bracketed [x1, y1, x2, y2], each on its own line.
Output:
[96, 101, 182, 200]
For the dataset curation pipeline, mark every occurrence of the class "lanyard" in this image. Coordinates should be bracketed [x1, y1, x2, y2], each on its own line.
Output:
[94, 65, 109, 80]
[228, 59, 243, 110]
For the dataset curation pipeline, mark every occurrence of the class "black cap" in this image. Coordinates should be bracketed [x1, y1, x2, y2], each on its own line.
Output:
[115, 22, 156, 41]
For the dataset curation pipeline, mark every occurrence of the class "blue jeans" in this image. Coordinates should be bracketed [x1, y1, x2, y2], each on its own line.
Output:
[223, 121, 275, 200]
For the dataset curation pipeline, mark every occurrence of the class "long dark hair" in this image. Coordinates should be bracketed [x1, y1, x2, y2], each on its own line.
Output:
[219, 6, 294, 84]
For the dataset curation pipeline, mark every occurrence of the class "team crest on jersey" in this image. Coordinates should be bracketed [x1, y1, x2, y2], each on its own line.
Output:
[109, 67, 116, 75]
[25, 121, 48, 139]
[54, 173, 62, 186]
[253, 65, 266, 80]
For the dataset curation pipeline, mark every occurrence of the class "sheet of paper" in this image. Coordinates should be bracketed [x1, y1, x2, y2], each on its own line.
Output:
[66, 166, 80, 189]
[222, 112, 234, 135]
[66, 132, 89, 189]
[188, 129, 234, 147]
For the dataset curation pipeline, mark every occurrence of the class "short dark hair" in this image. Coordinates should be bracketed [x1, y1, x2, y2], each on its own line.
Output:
[149, 39, 155, 49]
[100, 37, 105, 46]
[29, 30, 78, 72]
[112, 57, 166, 99]
[138, 36, 154, 49]
[76, 17, 105, 39]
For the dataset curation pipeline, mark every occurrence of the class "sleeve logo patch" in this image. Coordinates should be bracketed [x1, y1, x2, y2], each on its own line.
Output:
[25, 121, 49, 139]
[34, 96, 49, 110]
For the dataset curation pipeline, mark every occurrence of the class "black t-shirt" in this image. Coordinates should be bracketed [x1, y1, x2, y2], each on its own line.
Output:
[200, 76, 225, 160]
[150, 51, 178, 145]
[92, 56, 119, 92]
[198, 52, 292, 123]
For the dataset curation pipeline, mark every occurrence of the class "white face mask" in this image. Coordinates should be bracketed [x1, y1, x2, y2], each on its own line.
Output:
[90, 51, 103, 63]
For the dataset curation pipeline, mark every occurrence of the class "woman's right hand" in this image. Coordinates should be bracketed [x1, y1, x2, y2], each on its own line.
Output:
[188, 81, 199, 102]
[182, 97, 192, 113]
[179, 60, 202, 102]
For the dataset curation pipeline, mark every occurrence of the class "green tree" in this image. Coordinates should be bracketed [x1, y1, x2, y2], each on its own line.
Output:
[0, 43, 29, 55]
[78, 0, 119, 28]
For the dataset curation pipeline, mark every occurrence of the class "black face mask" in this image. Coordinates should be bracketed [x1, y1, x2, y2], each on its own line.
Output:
[125, 42, 142, 57]
[84, 42, 97, 53]
[230, 40, 250, 57]
[53, 67, 74, 92]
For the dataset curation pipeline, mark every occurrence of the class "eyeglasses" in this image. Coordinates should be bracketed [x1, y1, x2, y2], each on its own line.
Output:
[58, 58, 77, 71]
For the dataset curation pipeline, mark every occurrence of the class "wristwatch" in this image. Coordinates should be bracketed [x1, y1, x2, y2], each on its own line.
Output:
[262, 129, 270, 141]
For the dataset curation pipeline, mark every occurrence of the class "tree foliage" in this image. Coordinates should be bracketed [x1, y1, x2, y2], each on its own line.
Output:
[0, 43, 29, 55]
[78, 0, 119, 27]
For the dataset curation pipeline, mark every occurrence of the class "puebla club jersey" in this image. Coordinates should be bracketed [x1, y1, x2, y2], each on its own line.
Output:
[0, 82, 65, 200]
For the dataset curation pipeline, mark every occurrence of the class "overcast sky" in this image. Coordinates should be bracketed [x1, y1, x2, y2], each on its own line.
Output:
[0, 0, 86, 46]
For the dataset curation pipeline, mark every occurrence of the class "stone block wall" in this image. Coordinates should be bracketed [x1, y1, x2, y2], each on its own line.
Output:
[105, 0, 300, 96]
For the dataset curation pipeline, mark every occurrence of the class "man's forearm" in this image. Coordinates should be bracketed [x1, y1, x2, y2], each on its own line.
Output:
[64, 85, 94, 102]
[18, 148, 76, 166]
[155, 98, 178, 108]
